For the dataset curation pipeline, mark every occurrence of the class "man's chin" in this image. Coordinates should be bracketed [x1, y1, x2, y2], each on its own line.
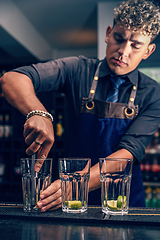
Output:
[110, 67, 125, 76]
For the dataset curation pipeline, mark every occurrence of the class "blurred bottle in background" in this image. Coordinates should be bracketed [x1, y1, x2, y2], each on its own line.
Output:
[0, 154, 5, 183]
[4, 113, 13, 138]
[144, 157, 151, 182]
[145, 186, 152, 207]
[145, 186, 160, 208]
[151, 155, 160, 182]
[0, 114, 4, 138]
[56, 113, 64, 138]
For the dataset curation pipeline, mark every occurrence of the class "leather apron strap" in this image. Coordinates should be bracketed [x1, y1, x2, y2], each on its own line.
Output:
[81, 62, 139, 120]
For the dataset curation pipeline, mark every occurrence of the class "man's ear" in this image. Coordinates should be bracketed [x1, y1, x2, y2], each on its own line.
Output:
[105, 25, 112, 43]
[143, 43, 156, 60]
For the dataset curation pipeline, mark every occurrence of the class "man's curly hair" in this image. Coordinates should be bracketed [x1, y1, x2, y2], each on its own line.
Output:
[114, 0, 160, 41]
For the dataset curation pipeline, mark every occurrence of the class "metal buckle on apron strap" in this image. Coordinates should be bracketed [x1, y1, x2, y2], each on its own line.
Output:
[86, 101, 95, 110]
[124, 107, 135, 117]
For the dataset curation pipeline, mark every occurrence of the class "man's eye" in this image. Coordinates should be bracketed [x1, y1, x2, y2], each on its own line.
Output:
[115, 37, 123, 43]
[132, 44, 140, 49]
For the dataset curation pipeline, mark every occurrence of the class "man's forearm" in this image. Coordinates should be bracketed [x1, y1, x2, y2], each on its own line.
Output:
[0, 72, 47, 115]
[88, 149, 134, 192]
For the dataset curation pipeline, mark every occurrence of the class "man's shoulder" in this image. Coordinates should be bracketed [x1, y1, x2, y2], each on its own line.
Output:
[138, 70, 160, 88]
[137, 70, 160, 104]
[77, 55, 99, 66]
[63, 56, 100, 76]
[53, 55, 99, 71]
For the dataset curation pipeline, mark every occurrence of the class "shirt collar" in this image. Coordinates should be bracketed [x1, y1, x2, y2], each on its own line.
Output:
[99, 57, 138, 86]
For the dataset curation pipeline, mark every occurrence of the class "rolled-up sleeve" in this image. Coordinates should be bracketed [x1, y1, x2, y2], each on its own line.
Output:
[13, 56, 81, 92]
[118, 83, 160, 163]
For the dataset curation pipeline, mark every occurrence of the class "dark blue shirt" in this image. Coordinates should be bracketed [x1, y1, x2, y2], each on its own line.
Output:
[13, 55, 160, 163]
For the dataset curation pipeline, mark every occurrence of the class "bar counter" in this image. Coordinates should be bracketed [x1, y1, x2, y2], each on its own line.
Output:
[0, 203, 160, 240]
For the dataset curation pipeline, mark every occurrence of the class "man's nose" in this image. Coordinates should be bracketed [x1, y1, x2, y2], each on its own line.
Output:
[118, 42, 130, 57]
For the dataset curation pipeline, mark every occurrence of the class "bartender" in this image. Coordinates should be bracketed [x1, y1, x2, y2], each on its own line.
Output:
[1, 0, 160, 211]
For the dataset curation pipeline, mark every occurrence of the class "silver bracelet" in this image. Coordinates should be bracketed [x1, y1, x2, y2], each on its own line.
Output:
[26, 110, 54, 122]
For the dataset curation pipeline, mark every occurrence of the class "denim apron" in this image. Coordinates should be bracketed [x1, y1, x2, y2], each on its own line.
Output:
[68, 63, 145, 207]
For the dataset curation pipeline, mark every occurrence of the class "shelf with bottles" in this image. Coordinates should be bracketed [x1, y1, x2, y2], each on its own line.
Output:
[0, 93, 26, 202]
[0, 64, 37, 202]
[141, 153, 160, 183]
[141, 125, 160, 185]
[0, 111, 13, 140]
[0, 101, 25, 135]
[52, 92, 69, 150]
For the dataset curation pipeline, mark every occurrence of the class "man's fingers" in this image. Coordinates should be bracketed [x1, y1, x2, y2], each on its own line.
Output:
[36, 141, 53, 159]
[26, 141, 52, 172]
[25, 140, 42, 155]
[41, 203, 62, 212]
[37, 180, 62, 211]
[38, 192, 62, 212]
[34, 159, 45, 172]
[23, 116, 54, 156]
[25, 138, 51, 157]
[40, 180, 61, 198]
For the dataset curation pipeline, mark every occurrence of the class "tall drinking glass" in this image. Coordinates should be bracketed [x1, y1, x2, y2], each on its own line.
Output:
[20, 158, 52, 212]
[59, 158, 91, 213]
[99, 158, 133, 215]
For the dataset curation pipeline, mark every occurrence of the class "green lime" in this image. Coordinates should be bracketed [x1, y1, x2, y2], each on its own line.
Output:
[65, 200, 82, 210]
[107, 200, 117, 210]
[117, 195, 126, 208]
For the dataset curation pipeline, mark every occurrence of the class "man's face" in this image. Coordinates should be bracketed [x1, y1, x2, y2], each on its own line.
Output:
[105, 24, 155, 75]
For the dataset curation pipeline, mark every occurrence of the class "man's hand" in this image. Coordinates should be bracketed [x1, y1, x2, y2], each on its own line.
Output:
[37, 179, 62, 211]
[23, 115, 54, 171]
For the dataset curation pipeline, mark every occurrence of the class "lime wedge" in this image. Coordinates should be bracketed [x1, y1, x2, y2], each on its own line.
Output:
[117, 195, 126, 208]
[107, 200, 117, 210]
[65, 200, 82, 210]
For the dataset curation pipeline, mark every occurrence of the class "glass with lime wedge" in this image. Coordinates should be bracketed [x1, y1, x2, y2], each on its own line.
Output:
[99, 158, 133, 215]
[59, 158, 91, 213]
